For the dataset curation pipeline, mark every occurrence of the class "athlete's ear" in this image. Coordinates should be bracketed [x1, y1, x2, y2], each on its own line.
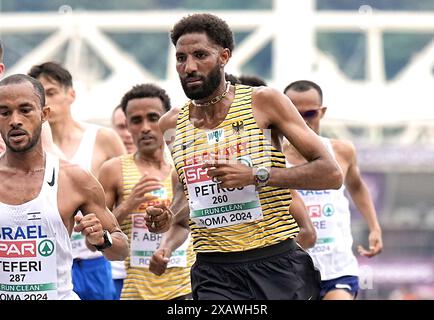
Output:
[319, 106, 327, 119]
[41, 105, 51, 123]
[66, 87, 76, 104]
[219, 48, 231, 67]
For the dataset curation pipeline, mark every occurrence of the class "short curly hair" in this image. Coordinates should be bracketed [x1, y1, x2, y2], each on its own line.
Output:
[120, 83, 171, 114]
[171, 13, 234, 55]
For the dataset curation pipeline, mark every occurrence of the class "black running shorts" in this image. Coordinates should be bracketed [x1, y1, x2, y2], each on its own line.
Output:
[191, 238, 321, 300]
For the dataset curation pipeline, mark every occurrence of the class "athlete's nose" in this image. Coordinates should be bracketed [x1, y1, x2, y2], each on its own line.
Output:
[184, 56, 198, 74]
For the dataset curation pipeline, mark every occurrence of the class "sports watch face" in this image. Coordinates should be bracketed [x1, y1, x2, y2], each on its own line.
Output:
[256, 168, 269, 182]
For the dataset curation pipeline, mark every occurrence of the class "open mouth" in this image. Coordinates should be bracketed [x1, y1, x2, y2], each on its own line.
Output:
[140, 135, 154, 143]
[8, 130, 27, 143]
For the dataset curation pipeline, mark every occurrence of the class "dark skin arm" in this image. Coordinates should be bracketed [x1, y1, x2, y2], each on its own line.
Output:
[143, 108, 182, 233]
[160, 107, 181, 152]
[98, 157, 162, 225]
[149, 170, 190, 276]
[291, 189, 316, 249]
[169, 169, 190, 225]
[204, 86, 343, 190]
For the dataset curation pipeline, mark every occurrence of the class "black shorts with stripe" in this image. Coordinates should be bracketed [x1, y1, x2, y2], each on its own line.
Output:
[191, 238, 321, 300]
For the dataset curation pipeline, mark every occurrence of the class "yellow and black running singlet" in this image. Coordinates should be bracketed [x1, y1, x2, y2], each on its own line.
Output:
[172, 84, 299, 253]
[119, 154, 193, 300]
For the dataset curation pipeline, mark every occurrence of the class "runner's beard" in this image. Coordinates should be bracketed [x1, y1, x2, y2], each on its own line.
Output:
[181, 64, 222, 100]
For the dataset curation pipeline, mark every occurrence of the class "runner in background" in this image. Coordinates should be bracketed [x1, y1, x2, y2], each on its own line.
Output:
[112, 104, 136, 154]
[99, 83, 193, 300]
[28, 62, 126, 300]
[283, 80, 382, 300]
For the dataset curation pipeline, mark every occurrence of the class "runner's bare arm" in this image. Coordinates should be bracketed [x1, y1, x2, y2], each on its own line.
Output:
[144, 110, 183, 233]
[149, 171, 190, 276]
[291, 189, 316, 249]
[98, 158, 161, 224]
[156, 170, 190, 252]
[170, 169, 190, 225]
[68, 166, 129, 261]
[254, 87, 342, 190]
[159, 107, 181, 152]
[149, 220, 189, 276]
[336, 140, 382, 257]
[205, 87, 341, 191]
[203, 88, 342, 190]
[98, 157, 121, 211]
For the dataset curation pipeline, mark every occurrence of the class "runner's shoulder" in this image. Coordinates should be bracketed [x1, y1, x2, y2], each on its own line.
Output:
[160, 106, 182, 133]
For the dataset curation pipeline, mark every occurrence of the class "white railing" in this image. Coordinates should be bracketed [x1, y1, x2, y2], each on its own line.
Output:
[1, 0, 433, 144]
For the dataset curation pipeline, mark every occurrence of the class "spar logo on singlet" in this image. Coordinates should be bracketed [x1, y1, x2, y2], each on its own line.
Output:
[307, 205, 321, 218]
[0, 239, 53, 258]
[183, 156, 252, 184]
[306, 204, 335, 231]
[307, 204, 335, 218]
[133, 215, 147, 229]
[184, 166, 210, 184]
[0, 241, 37, 258]
[0, 226, 52, 258]
[38, 240, 55, 257]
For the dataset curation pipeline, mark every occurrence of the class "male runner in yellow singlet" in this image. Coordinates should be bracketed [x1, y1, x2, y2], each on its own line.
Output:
[147, 13, 343, 300]
[99, 84, 193, 300]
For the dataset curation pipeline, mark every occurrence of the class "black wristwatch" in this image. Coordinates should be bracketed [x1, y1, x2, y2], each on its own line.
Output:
[254, 166, 270, 190]
[94, 230, 113, 251]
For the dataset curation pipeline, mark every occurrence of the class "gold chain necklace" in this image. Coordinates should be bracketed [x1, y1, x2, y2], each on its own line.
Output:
[191, 81, 231, 107]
